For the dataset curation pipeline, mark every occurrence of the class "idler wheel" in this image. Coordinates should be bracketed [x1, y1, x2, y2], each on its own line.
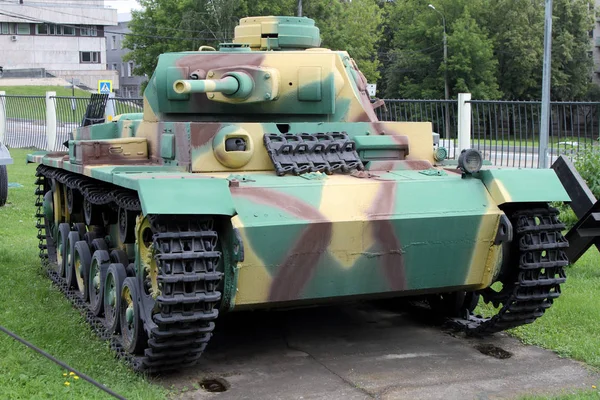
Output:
[89, 250, 110, 316]
[104, 263, 127, 334]
[120, 277, 147, 354]
[56, 223, 71, 277]
[72, 241, 93, 299]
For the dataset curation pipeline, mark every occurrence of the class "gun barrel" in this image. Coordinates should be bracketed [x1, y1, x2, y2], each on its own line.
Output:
[173, 76, 239, 95]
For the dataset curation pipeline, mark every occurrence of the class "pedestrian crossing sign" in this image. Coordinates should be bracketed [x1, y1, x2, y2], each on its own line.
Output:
[98, 80, 112, 94]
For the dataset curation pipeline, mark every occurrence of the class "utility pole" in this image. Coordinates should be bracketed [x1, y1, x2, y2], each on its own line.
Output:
[428, 4, 450, 141]
[297, 0, 303, 17]
[539, 0, 553, 168]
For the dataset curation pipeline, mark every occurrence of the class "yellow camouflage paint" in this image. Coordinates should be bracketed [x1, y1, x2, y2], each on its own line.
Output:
[465, 196, 503, 289]
[484, 178, 513, 205]
[229, 215, 272, 305]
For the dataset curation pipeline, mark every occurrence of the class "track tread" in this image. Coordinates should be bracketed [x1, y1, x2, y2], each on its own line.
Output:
[451, 206, 568, 335]
[35, 165, 223, 373]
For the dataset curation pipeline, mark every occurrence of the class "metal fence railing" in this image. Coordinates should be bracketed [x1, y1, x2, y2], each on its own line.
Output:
[112, 97, 144, 115]
[1, 95, 46, 150]
[469, 101, 600, 168]
[0, 95, 144, 151]
[2, 93, 600, 169]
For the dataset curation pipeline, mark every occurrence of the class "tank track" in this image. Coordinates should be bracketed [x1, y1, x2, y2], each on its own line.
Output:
[35, 165, 222, 373]
[450, 206, 569, 335]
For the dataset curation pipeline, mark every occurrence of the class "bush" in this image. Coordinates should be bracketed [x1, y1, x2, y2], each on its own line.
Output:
[574, 147, 600, 198]
[557, 146, 600, 229]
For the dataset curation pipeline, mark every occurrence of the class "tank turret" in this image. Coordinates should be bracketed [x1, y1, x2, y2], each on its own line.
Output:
[144, 15, 378, 123]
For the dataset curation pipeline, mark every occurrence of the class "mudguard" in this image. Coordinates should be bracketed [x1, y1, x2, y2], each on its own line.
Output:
[136, 177, 236, 216]
[476, 168, 570, 205]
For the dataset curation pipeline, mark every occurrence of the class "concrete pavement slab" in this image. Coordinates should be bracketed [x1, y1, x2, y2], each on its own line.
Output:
[160, 304, 598, 400]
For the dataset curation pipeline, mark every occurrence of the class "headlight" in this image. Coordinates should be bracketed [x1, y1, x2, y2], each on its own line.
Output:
[458, 149, 483, 174]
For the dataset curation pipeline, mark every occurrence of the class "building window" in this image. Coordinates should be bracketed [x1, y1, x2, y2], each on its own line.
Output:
[127, 62, 133, 77]
[80, 51, 101, 64]
[17, 23, 31, 35]
[36, 24, 48, 35]
[121, 63, 125, 77]
[111, 63, 118, 71]
[36, 24, 74, 35]
[111, 35, 117, 50]
[80, 26, 97, 36]
[1, 22, 18, 34]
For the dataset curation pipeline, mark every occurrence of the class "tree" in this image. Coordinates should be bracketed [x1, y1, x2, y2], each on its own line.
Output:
[124, 0, 383, 85]
[484, 0, 544, 100]
[485, 0, 594, 100]
[447, 12, 501, 99]
[382, 0, 500, 99]
[304, 0, 383, 82]
[550, 0, 595, 100]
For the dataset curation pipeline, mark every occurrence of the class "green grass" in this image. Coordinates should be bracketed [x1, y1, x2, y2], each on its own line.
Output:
[0, 149, 168, 400]
[476, 248, 600, 372]
[0, 86, 91, 97]
[0, 86, 92, 123]
[475, 245, 600, 399]
[510, 248, 600, 368]
[2, 148, 600, 399]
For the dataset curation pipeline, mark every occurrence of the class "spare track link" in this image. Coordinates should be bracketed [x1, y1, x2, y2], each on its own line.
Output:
[35, 165, 222, 372]
[264, 132, 364, 176]
[451, 206, 569, 335]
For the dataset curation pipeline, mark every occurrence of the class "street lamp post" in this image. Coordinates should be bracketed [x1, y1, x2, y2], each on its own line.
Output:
[428, 4, 450, 141]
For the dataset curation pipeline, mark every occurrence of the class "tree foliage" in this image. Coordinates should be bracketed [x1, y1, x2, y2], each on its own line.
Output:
[124, 0, 596, 100]
[381, 0, 595, 100]
[124, 0, 383, 84]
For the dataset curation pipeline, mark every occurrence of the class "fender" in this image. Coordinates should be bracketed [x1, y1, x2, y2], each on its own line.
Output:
[136, 176, 236, 216]
[475, 168, 570, 205]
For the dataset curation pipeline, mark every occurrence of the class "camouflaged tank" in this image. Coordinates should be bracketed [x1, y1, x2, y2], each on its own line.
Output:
[27, 16, 598, 372]
[0, 140, 12, 206]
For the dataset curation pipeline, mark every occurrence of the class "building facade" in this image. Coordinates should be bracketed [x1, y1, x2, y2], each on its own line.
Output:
[105, 13, 145, 98]
[0, 0, 118, 89]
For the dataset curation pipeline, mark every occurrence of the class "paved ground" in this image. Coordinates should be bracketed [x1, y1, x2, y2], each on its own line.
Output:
[159, 303, 598, 400]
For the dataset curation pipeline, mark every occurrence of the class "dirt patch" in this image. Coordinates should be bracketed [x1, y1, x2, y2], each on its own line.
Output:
[475, 344, 513, 359]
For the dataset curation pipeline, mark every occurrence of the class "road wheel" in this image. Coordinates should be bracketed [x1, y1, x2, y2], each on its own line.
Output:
[89, 251, 110, 316]
[104, 263, 127, 334]
[120, 277, 147, 354]
[56, 223, 71, 277]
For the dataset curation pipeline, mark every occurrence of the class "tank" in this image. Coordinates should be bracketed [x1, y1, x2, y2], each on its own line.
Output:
[0, 140, 12, 206]
[26, 16, 598, 372]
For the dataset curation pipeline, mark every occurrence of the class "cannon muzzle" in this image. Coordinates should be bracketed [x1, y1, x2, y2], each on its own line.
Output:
[173, 76, 240, 95]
